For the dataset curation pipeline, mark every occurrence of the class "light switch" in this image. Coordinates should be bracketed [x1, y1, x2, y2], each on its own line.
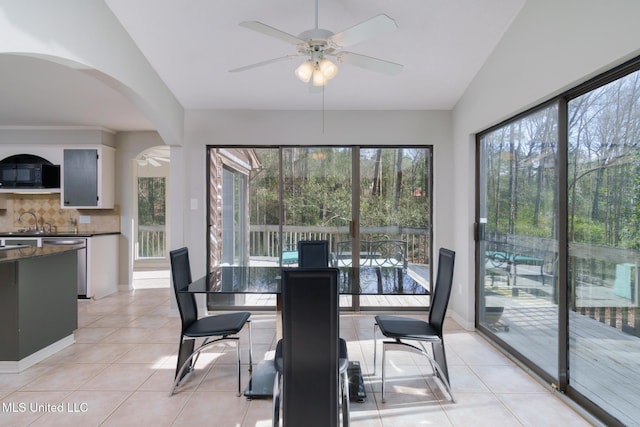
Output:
[190, 198, 198, 210]
[79, 215, 91, 224]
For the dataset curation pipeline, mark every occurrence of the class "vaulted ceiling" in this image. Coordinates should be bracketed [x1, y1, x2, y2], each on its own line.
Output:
[0, 0, 525, 131]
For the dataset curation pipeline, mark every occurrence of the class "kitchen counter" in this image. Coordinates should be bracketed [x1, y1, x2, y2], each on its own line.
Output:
[0, 231, 120, 238]
[0, 243, 84, 264]
[0, 246, 79, 372]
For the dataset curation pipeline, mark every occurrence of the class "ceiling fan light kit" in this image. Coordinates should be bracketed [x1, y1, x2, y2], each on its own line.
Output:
[230, 0, 403, 88]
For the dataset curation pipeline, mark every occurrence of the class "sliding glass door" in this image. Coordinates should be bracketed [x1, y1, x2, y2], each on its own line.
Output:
[477, 59, 640, 426]
[477, 105, 559, 376]
[566, 69, 640, 426]
[207, 145, 433, 311]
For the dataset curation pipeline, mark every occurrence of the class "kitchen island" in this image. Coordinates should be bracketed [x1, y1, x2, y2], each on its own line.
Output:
[0, 244, 83, 373]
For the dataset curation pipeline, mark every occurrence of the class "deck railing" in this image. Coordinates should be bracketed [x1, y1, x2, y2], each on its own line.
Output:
[249, 225, 430, 265]
[138, 225, 166, 258]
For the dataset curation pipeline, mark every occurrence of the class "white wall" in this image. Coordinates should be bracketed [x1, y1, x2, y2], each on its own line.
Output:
[0, 0, 183, 146]
[178, 109, 453, 281]
[450, 0, 640, 329]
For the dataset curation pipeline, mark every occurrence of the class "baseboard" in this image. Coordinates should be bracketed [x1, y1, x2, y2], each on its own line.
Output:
[0, 334, 75, 373]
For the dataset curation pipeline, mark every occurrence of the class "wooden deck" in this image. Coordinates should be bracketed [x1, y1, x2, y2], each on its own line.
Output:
[484, 278, 640, 426]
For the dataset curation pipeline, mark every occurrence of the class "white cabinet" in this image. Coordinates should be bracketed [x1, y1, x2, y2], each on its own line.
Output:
[62, 146, 114, 209]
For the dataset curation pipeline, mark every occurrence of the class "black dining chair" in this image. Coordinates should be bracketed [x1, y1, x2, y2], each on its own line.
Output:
[297, 239, 330, 267]
[373, 248, 456, 403]
[169, 247, 253, 396]
[296, 238, 351, 415]
[273, 268, 349, 427]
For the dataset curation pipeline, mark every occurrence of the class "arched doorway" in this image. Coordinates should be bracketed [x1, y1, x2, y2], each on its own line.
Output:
[133, 146, 170, 288]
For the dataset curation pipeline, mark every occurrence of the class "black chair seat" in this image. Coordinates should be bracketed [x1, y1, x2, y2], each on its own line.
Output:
[185, 311, 251, 338]
[375, 315, 439, 341]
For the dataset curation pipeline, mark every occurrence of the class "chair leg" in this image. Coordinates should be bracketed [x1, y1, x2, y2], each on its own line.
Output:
[272, 371, 282, 427]
[381, 340, 455, 403]
[236, 340, 242, 397]
[341, 369, 350, 427]
[373, 323, 379, 376]
[381, 342, 387, 403]
[171, 336, 241, 396]
[247, 320, 254, 373]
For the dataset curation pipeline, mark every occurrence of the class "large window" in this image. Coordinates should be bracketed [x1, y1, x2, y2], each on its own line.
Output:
[207, 146, 432, 311]
[477, 58, 640, 426]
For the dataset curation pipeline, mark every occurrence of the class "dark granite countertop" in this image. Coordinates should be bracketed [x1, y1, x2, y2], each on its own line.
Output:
[0, 244, 85, 263]
[0, 231, 120, 238]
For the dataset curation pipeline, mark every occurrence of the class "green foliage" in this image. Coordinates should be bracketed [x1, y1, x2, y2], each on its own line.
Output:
[249, 147, 430, 230]
[483, 68, 640, 250]
[137, 177, 165, 225]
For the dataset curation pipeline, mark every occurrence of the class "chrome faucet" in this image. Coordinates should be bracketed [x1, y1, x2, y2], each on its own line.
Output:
[18, 211, 38, 231]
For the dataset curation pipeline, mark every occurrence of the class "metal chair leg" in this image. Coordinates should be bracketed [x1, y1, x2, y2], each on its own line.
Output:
[236, 341, 242, 397]
[342, 369, 350, 427]
[373, 323, 379, 376]
[272, 371, 282, 427]
[247, 320, 253, 373]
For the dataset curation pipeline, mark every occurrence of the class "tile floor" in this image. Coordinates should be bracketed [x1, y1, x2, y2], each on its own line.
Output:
[0, 288, 598, 426]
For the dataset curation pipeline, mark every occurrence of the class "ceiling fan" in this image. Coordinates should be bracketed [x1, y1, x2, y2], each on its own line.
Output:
[136, 147, 170, 167]
[229, 0, 403, 87]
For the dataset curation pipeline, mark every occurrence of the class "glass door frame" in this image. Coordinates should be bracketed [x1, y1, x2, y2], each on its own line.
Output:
[207, 145, 434, 312]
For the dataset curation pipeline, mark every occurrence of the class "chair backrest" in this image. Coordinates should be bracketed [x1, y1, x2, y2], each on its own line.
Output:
[428, 248, 456, 336]
[169, 247, 198, 329]
[297, 240, 330, 267]
[282, 268, 339, 427]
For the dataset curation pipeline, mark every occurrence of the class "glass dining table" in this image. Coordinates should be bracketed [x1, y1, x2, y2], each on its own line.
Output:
[179, 265, 430, 296]
[177, 265, 430, 399]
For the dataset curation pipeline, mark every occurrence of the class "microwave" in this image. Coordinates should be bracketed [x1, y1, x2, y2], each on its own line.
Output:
[0, 163, 60, 188]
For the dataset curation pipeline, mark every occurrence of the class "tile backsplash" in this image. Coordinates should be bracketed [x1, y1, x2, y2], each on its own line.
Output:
[0, 194, 120, 233]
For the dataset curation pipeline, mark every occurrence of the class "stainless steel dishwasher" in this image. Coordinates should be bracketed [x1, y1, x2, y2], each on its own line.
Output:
[42, 237, 88, 298]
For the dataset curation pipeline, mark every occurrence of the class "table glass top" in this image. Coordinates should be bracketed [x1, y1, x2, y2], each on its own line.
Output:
[179, 266, 429, 295]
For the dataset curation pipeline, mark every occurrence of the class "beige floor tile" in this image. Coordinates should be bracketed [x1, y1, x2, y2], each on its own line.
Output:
[29, 390, 131, 426]
[471, 364, 545, 394]
[100, 391, 190, 426]
[171, 391, 250, 426]
[20, 364, 107, 392]
[498, 393, 593, 427]
[78, 363, 155, 391]
[65, 343, 137, 364]
[73, 327, 117, 343]
[0, 289, 598, 427]
[442, 392, 522, 426]
[0, 391, 70, 427]
[115, 343, 176, 364]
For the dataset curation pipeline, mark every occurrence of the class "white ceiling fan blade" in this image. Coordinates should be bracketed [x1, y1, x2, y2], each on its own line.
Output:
[336, 52, 403, 75]
[229, 55, 299, 73]
[147, 157, 161, 167]
[328, 14, 397, 48]
[239, 21, 307, 46]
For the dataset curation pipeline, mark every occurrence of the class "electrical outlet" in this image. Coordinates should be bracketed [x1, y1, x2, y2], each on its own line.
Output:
[79, 215, 91, 224]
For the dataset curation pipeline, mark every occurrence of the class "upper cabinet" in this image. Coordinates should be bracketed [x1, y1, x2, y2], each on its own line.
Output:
[62, 146, 114, 209]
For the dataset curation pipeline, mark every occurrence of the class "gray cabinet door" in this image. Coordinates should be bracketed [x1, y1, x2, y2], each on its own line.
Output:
[63, 149, 98, 207]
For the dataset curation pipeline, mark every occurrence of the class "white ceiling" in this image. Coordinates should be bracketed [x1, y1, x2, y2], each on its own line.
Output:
[0, 0, 525, 132]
